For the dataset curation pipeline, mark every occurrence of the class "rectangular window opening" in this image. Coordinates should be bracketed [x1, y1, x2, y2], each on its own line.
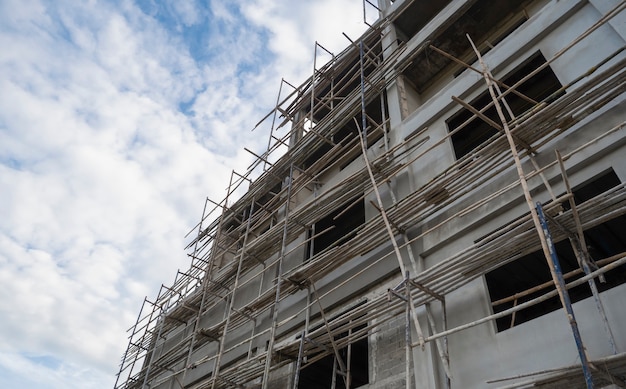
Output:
[446, 51, 564, 159]
[298, 304, 369, 389]
[303, 92, 388, 171]
[338, 94, 388, 171]
[306, 197, 366, 260]
[485, 169, 626, 332]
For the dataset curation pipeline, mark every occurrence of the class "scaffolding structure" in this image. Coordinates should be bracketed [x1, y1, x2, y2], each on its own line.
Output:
[115, 2, 626, 388]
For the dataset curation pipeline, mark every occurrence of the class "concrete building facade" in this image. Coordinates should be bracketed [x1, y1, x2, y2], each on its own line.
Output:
[116, 0, 626, 388]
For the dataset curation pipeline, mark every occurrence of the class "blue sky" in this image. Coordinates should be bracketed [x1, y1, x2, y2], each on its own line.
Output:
[0, 0, 375, 387]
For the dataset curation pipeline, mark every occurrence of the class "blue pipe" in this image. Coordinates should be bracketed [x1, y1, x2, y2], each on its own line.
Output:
[536, 202, 594, 389]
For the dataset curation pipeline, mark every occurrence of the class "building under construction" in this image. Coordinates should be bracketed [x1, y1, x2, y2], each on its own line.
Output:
[115, 0, 626, 388]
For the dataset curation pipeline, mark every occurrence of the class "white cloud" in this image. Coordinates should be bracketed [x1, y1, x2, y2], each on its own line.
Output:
[0, 0, 376, 387]
[240, 0, 374, 82]
[170, 0, 203, 27]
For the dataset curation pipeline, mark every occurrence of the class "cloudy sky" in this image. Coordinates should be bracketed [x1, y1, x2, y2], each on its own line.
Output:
[0, 1, 376, 387]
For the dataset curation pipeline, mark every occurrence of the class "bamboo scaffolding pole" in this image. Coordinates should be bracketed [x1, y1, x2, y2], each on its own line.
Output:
[404, 273, 412, 389]
[468, 32, 594, 387]
[180, 202, 230, 385]
[261, 163, 295, 389]
[141, 300, 170, 388]
[209, 199, 256, 389]
[537, 202, 594, 387]
[264, 80, 289, 172]
[556, 150, 619, 356]
[310, 281, 349, 387]
[114, 298, 153, 387]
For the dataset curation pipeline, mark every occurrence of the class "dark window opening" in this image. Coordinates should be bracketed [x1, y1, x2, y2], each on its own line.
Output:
[307, 198, 366, 259]
[485, 169, 626, 332]
[252, 181, 283, 217]
[447, 51, 563, 159]
[298, 304, 369, 389]
[298, 330, 369, 388]
[303, 93, 387, 170]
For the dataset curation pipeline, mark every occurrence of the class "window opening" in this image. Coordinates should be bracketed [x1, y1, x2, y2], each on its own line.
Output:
[485, 169, 626, 332]
[447, 51, 563, 159]
[303, 93, 387, 170]
[298, 327, 369, 388]
[298, 303, 369, 389]
[306, 198, 366, 259]
[253, 181, 283, 217]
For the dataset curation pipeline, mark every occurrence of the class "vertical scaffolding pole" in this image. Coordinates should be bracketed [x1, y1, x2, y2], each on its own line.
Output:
[359, 41, 369, 150]
[210, 199, 256, 389]
[115, 297, 151, 388]
[311, 43, 335, 138]
[347, 322, 353, 389]
[265, 81, 285, 171]
[133, 291, 165, 388]
[536, 203, 594, 388]
[262, 163, 295, 389]
[468, 33, 593, 389]
[310, 281, 349, 388]
[404, 272, 412, 389]
[358, 40, 403, 274]
[181, 171, 239, 386]
[556, 151, 618, 355]
[358, 38, 428, 350]
[292, 283, 313, 389]
[441, 300, 450, 389]
[194, 197, 209, 254]
[141, 300, 169, 388]
[385, 175, 450, 386]
[292, 330, 306, 389]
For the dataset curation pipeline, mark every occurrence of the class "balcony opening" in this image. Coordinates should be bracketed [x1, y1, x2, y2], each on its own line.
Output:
[393, 1, 452, 43]
[402, 0, 533, 95]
